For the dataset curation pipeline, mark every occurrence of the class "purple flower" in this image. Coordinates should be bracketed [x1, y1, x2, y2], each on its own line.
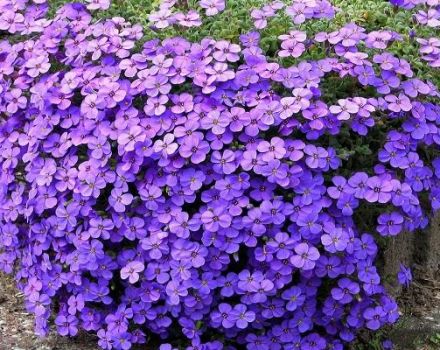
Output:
[251, 9, 269, 29]
[211, 303, 236, 328]
[304, 145, 328, 169]
[175, 11, 202, 27]
[278, 39, 306, 58]
[281, 286, 305, 311]
[290, 243, 320, 270]
[397, 264, 412, 288]
[211, 150, 237, 174]
[365, 176, 393, 203]
[230, 304, 255, 329]
[25, 56, 50, 77]
[179, 136, 210, 164]
[240, 32, 260, 47]
[27, 293, 50, 316]
[201, 207, 231, 231]
[86, 0, 111, 10]
[383, 340, 394, 350]
[389, 0, 404, 6]
[121, 261, 145, 284]
[363, 306, 386, 330]
[321, 228, 348, 253]
[149, 9, 175, 29]
[331, 278, 360, 304]
[385, 93, 412, 112]
[55, 314, 79, 336]
[199, 0, 225, 16]
[165, 281, 188, 305]
[109, 188, 134, 213]
[214, 41, 241, 62]
[286, 3, 314, 25]
[377, 212, 404, 236]
[67, 294, 85, 315]
[118, 126, 146, 152]
[330, 99, 359, 121]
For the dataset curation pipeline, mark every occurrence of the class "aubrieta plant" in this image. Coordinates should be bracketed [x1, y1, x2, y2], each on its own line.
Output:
[0, 0, 439, 349]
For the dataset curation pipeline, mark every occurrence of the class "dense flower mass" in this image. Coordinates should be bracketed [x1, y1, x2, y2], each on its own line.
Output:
[0, 0, 439, 350]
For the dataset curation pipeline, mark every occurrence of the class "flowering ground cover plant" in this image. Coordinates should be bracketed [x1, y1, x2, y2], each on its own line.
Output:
[0, 0, 439, 349]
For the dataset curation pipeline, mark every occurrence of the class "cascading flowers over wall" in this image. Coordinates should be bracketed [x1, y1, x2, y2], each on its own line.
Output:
[0, 0, 439, 349]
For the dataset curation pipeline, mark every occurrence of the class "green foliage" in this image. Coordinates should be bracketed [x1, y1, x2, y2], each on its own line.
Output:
[429, 333, 440, 346]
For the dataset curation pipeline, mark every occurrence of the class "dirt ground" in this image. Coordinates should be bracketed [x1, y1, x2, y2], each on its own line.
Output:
[0, 273, 98, 350]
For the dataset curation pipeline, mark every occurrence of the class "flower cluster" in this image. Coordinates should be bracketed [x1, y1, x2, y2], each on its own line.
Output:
[278, 30, 308, 58]
[251, 0, 336, 29]
[0, 1, 440, 350]
[148, 0, 225, 29]
[0, 0, 49, 34]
